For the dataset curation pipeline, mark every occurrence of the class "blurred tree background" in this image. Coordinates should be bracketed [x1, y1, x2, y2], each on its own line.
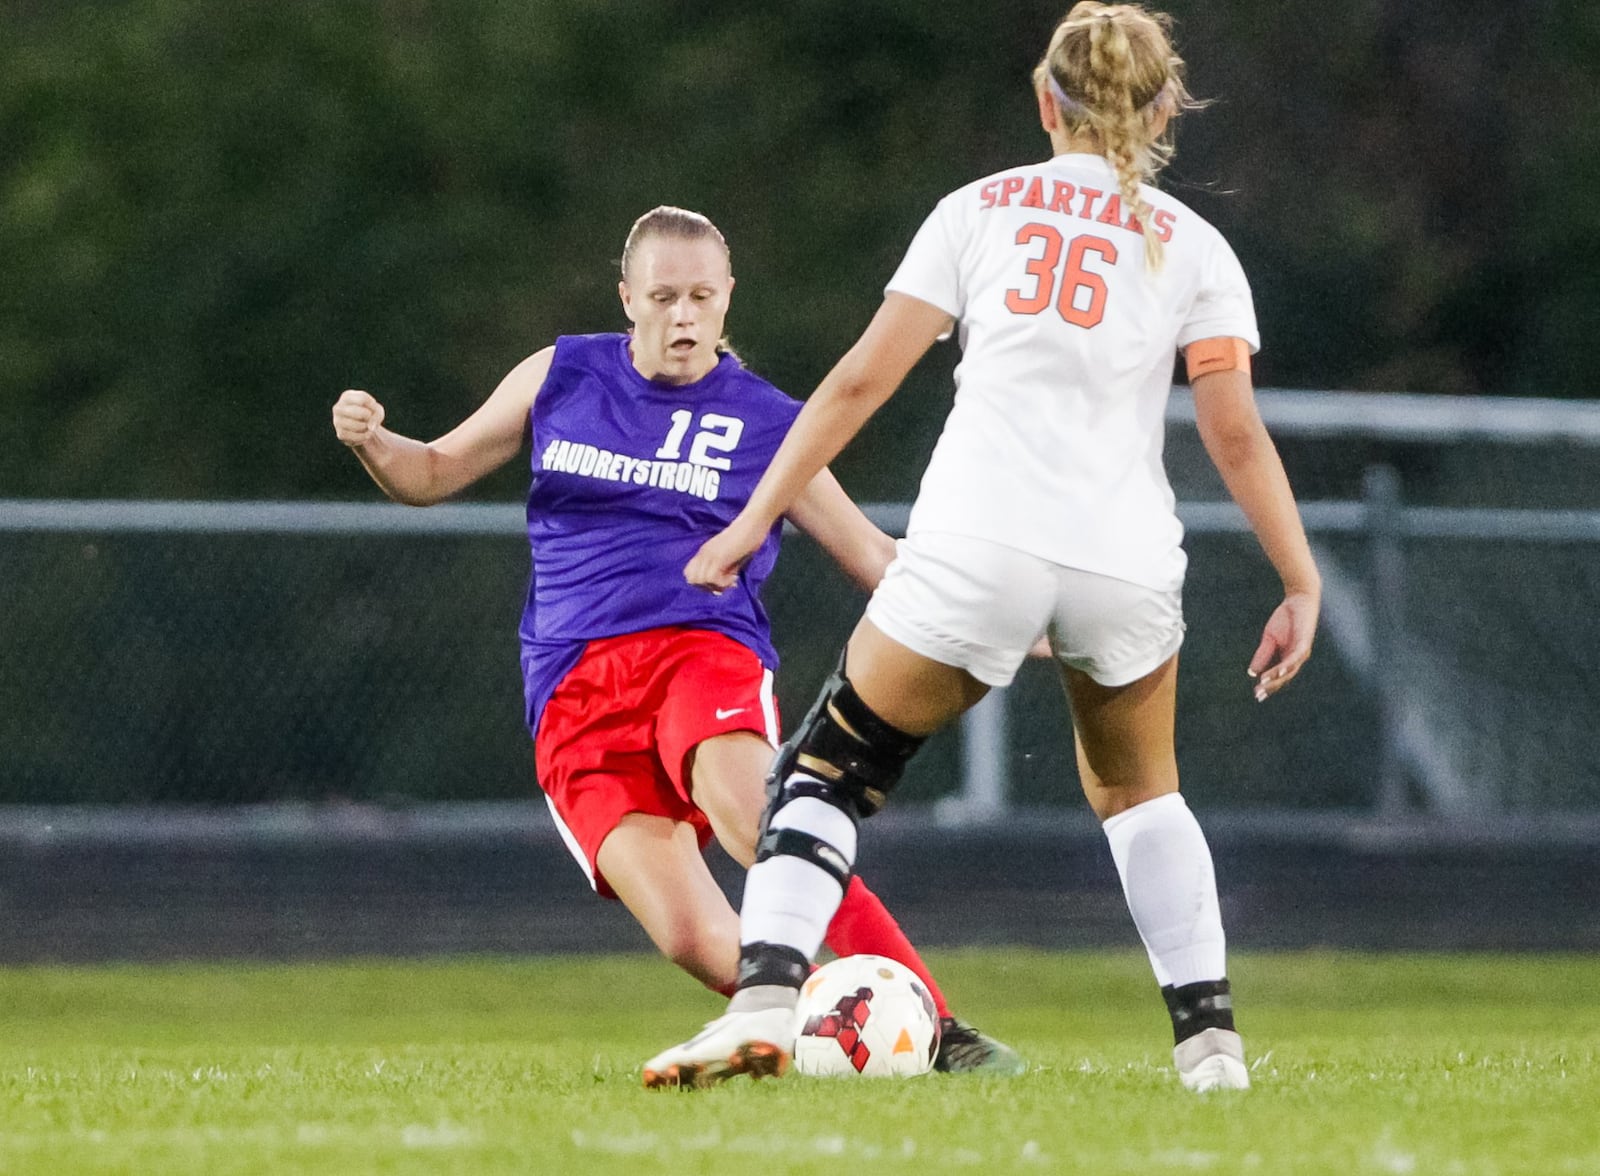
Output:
[6, 0, 1600, 806]
[3, 0, 1593, 504]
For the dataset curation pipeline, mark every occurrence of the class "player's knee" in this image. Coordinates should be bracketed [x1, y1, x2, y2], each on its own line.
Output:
[655, 918, 733, 984]
[1084, 777, 1181, 822]
[751, 665, 924, 886]
[764, 662, 925, 825]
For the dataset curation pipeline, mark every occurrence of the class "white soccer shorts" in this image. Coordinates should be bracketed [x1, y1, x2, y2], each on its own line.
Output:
[864, 531, 1185, 688]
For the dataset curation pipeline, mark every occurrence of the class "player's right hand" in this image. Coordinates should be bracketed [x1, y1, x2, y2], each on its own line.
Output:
[332, 389, 385, 448]
[684, 516, 767, 595]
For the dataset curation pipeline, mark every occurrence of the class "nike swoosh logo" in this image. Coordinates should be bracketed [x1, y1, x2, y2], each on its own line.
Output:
[715, 707, 747, 720]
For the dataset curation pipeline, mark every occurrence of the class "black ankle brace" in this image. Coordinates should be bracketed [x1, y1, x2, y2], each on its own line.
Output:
[1162, 978, 1235, 1045]
[735, 942, 810, 991]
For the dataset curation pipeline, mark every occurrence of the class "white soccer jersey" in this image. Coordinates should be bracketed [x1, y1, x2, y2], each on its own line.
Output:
[885, 152, 1259, 592]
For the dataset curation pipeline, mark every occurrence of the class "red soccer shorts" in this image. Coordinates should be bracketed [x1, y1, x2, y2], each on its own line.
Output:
[534, 626, 780, 899]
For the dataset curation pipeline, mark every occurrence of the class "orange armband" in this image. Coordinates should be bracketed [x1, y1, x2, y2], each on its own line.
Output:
[1184, 337, 1252, 381]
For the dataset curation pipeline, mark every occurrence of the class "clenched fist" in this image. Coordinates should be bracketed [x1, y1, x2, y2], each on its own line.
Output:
[332, 390, 385, 448]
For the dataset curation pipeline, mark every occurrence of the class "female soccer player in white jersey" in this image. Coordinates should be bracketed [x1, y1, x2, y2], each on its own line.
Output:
[645, 3, 1320, 1091]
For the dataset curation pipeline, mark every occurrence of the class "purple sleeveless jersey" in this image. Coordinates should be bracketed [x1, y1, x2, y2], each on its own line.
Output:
[518, 333, 802, 734]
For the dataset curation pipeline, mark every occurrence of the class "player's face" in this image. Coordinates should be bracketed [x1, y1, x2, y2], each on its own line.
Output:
[620, 236, 734, 385]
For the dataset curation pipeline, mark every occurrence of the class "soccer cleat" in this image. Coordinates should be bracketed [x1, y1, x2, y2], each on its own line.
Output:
[1173, 1026, 1251, 1092]
[642, 1006, 795, 1090]
[933, 1017, 1027, 1076]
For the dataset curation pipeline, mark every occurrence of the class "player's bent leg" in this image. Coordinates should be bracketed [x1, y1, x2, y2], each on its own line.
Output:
[735, 655, 927, 990]
[699, 750, 1027, 1076]
[647, 656, 937, 1087]
[692, 733, 1022, 1074]
[788, 630, 1030, 1075]
[690, 729, 953, 1012]
[694, 733, 948, 1005]
[1064, 656, 1247, 1091]
[844, 618, 990, 737]
[596, 813, 740, 993]
[686, 730, 778, 869]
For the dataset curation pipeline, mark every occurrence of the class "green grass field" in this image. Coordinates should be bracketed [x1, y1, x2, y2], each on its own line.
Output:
[1, 950, 1597, 1174]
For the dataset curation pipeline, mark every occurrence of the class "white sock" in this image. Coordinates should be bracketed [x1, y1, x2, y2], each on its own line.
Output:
[1102, 792, 1227, 988]
[738, 793, 858, 960]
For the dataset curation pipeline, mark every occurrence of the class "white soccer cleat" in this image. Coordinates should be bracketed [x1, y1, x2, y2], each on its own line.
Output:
[642, 1006, 796, 1089]
[1173, 1027, 1251, 1092]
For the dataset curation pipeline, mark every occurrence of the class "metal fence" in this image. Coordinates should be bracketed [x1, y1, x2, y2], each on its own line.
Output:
[3, 390, 1599, 821]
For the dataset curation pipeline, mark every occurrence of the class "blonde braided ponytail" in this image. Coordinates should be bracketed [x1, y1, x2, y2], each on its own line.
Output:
[1032, 3, 1196, 269]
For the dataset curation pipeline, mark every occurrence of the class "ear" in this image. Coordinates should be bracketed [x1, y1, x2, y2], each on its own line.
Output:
[1037, 84, 1060, 135]
[1147, 84, 1175, 140]
[618, 280, 637, 324]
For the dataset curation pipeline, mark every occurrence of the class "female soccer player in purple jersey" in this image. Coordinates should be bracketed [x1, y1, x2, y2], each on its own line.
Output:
[332, 206, 1021, 1077]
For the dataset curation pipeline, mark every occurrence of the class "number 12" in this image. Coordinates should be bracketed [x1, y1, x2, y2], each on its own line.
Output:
[655, 410, 744, 470]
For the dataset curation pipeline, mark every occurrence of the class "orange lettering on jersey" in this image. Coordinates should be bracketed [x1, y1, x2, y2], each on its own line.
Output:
[1154, 208, 1176, 242]
[1021, 177, 1046, 208]
[1124, 210, 1144, 235]
[1049, 181, 1076, 214]
[1076, 187, 1104, 219]
[978, 180, 1000, 209]
[1097, 194, 1124, 226]
[997, 176, 1025, 206]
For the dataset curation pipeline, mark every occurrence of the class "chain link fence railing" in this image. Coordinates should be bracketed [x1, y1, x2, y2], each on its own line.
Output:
[3, 392, 1599, 816]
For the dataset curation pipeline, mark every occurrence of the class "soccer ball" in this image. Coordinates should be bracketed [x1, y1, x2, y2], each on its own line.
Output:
[791, 954, 941, 1078]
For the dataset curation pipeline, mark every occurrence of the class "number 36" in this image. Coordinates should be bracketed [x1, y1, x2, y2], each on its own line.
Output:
[1003, 225, 1117, 329]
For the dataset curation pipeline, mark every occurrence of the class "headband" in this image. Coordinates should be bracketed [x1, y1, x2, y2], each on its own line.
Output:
[1046, 72, 1088, 118]
[1046, 70, 1173, 119]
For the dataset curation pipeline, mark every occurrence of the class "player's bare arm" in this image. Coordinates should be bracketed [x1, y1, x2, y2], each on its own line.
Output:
[1190, 357, 1321, 699]
[333, 346, 554, 506]
[684, 294, 952, 592]
[784, 469, 899, 594]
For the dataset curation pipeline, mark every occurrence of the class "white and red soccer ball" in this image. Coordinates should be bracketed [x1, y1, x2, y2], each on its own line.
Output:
[791, 954, 941, 1078]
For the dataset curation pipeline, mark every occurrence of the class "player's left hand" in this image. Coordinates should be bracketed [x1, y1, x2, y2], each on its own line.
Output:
[1248, 589, 1319, 701]
[684, 516, 768, 594]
